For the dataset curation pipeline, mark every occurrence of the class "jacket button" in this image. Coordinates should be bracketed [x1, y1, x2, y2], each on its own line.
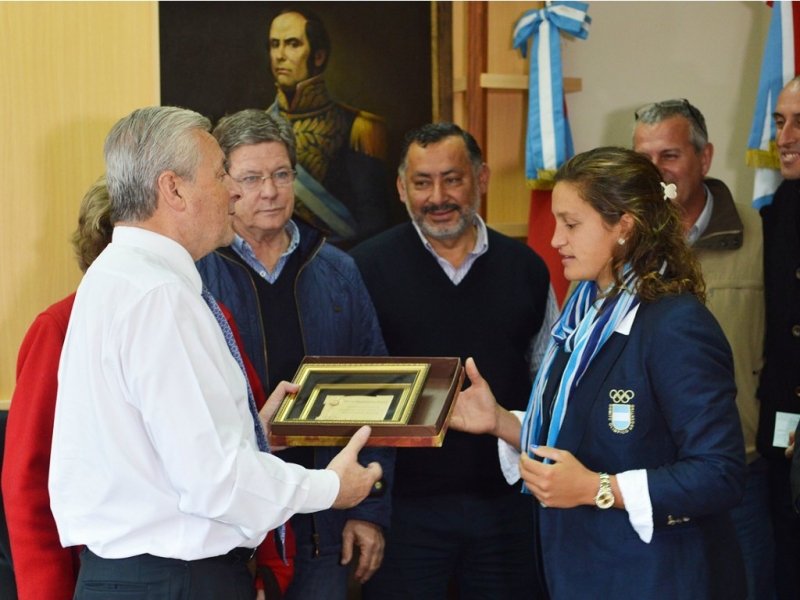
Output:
[793, 325, 800, 338]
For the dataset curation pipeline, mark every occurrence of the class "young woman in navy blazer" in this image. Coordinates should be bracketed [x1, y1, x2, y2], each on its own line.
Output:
[452, 147, 747, 600]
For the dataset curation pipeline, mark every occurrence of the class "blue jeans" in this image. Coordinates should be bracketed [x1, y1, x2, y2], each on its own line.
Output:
[731, 458, 776, 600]
[283, 514, 350, 600]
[363, 492, 542, 600]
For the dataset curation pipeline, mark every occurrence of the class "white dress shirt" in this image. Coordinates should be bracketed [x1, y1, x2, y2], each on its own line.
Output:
[49, 226, 339, 560]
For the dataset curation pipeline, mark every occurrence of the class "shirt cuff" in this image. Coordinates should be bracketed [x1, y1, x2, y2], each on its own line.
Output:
[497, 411, 526, 485]
[298, 469, 341, 513]
[616, 469, 653, 543]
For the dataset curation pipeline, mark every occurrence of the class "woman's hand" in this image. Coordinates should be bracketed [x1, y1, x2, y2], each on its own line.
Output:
[450, 358, 524, 448]
[520, 446, 612, 508]
[450, 358, 502, 435]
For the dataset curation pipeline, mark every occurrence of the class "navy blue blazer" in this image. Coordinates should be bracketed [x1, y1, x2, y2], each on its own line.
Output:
[538, 294, 747, 600]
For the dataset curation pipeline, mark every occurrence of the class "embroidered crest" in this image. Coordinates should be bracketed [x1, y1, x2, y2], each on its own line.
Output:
[608, 389, 635, 434]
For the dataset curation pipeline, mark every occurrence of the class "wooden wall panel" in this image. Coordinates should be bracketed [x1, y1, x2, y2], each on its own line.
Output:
[451, 1, 542, 237]
[484, 2, 540, 233]
[0, 1, 159, 406]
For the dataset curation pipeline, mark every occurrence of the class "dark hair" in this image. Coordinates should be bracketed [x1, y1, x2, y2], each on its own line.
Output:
[554, 146, 705, 303]
[212, 109, 296, 167]
[277, 7, 330, 75]
[398, 122, 483, 178]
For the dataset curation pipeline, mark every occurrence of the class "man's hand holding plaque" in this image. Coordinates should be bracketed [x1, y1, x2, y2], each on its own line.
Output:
[326, 425, 383, 509]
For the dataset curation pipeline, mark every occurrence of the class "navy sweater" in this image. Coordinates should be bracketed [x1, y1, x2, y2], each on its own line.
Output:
[351, 223, 550, 497]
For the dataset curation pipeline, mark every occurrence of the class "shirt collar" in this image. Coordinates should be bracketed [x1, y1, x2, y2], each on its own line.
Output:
[687, 185, 714, 245]
[112, 226, 203, 293]
[411, 214, 489, 260]
[231, 220, 300, 281]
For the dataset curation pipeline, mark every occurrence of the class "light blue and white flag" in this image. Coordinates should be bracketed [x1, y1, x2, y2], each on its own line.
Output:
[513, 1, 590, 188]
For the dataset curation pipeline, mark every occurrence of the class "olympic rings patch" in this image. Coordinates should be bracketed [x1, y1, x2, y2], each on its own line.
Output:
[608, 389, 635, 434]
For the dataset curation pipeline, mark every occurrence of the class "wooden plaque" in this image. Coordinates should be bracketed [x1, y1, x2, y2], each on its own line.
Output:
[269, 356, 464, 447]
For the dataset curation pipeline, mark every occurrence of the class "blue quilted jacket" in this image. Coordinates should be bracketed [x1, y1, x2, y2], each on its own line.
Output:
[196, 220, 394, 547]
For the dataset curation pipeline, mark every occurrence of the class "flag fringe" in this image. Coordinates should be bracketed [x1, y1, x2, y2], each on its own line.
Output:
[745, 144, 780, 170]
[526, 169, 558, 190]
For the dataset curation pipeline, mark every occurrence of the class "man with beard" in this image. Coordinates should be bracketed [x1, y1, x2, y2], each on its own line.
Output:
[350, 122, 557, 600]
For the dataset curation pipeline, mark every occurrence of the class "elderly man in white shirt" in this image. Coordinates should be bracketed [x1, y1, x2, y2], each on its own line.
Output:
[49, 106, 381, 600]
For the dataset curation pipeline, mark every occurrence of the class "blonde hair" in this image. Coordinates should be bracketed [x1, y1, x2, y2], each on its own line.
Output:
[71, 175, 113, 273]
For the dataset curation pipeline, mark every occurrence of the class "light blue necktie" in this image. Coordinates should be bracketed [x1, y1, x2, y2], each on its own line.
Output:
[201, 287, 270, 452]
[201, 287, 286, 556]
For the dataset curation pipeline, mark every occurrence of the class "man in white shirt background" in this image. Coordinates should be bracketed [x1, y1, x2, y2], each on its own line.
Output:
[48, 106, 381, 600]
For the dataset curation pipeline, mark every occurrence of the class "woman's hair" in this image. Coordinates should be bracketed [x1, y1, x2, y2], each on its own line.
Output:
[71, 174, 114, 273]
[554, 146, 705, 303]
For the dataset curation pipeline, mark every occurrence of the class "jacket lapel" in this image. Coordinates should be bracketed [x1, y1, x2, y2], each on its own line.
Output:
[555, 331, 631, 455]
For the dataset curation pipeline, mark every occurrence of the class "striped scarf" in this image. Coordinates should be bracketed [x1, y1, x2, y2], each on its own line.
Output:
[520, 268, 641, 463]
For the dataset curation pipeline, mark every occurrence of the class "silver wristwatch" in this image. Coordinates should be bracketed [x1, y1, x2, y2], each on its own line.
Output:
[594, 472, 614, 509]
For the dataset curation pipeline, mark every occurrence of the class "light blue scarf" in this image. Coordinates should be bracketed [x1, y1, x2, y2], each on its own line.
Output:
[520, 267, 641, 466]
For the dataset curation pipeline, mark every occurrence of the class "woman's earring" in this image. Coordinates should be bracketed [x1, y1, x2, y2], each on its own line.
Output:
[618, 238, 626, 246]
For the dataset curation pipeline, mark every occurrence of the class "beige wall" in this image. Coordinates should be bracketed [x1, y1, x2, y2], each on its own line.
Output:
[0, 1, 776, 404]
[562, 1, 771, 209]
[0, 2, 159, 405]
[452, 1, 771, 234]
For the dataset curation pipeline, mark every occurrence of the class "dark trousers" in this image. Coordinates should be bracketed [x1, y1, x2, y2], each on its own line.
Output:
[769, 460, 800, 600]
[363, 491, 543, 600]
[74, 547, 255, 600]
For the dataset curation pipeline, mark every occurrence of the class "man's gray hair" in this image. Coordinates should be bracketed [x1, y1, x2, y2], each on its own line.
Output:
[104, 106, 211, 223]
[634, 100, 709, 154]
[212, 110, 297, 168]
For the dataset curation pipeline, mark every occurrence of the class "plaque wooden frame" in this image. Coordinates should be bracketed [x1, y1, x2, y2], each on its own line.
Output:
[269, 356, 464, 447]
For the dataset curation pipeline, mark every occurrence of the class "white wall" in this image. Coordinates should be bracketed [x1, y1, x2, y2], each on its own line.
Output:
[561, 1, 772, 206]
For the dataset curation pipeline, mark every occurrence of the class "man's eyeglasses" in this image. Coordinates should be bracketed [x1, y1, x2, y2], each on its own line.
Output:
[634, 98, 708, 138]
[234, 169, 297, 191]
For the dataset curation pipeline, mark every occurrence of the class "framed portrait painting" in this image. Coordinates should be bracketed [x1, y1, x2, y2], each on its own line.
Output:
[159, 2, 452, 241]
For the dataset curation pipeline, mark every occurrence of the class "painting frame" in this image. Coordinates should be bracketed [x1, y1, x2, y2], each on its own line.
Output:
[159, 2, 452, 167]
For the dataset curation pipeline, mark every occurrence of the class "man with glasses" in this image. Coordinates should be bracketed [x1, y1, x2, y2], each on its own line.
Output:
[48, 106, 382, 600]
[634, 99, 771, 600]
[197, 109, 394, 600]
